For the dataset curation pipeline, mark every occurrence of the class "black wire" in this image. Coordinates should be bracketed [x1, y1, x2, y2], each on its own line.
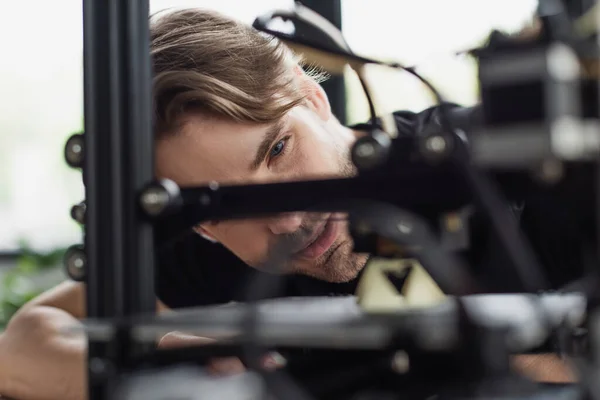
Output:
[330, 25, 378, 129]
[334, 37, 377, 130]
[253, 13, 377, 130]
[357, 75, 378, 129]
[321, 25, 378, 130]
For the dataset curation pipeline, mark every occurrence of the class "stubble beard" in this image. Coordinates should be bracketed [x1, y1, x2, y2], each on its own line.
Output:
[297, 225, 369, 283]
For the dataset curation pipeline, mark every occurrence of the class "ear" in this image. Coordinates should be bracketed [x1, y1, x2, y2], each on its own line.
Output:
[294, 66, 332, 122]
[193, 224, 218, 243]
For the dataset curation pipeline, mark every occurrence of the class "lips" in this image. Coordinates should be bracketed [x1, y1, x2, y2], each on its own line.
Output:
[299, 221, 327, 249]
[295, 217, 339, 260]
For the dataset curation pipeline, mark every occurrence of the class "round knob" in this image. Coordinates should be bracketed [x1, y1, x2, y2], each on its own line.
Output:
[418, 132, 455, 163]
[64, 245, 86, 282]
[64, 133, 84, 168]
[139, 179, 181, 218]
[351, 130, 391, 171]
[70, 201, 86, 224]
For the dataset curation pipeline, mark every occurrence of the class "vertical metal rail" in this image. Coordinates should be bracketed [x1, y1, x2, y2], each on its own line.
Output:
[592, 0, 600, 367]
[82, 0, 155, 398]
[299, 0, 346, 124]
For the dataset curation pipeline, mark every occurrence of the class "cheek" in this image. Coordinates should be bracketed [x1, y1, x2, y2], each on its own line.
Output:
[208, 220, 270, 265]
[293, 135, 344, 178]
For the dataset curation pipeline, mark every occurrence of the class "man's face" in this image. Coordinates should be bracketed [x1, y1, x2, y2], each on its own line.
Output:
[156, 80, 368, 282]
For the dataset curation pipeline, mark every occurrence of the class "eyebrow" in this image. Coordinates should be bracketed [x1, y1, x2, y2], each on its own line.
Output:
[249, 118, 287, 171]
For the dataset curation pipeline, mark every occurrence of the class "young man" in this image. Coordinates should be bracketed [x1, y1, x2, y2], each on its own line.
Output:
[0, 8, 578, 400]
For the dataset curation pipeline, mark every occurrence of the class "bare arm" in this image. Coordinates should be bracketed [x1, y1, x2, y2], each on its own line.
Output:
[0, 281, 168, 400]
[15, 280, 169, 318]
[19, 281, 86, 319]
[0, 306, 86, 400]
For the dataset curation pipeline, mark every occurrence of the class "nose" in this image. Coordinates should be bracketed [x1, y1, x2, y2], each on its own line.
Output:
[267, 213, 303, 235]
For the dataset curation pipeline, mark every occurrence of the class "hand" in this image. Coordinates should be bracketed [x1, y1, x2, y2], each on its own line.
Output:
[157, 331, 286, 374]
[158, 331, 246, 375]
[512, 354, 576, 383]
[0, 306, 86, 400]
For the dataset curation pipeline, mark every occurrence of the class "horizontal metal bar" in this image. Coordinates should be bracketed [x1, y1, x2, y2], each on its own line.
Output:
[63, 294, 586, 354]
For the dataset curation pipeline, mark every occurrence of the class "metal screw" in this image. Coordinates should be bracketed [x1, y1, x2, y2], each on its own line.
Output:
[90, 358, 106, 375]
[89, 357, 114, 382]
[391, 351, 410, 374]
[199, 194, 211, 206]
[547, 43, 580, 82]
[65, 134, 84, 168]
[65, 246, 86, 281]
[537, 158, 564, 184]
[355, 142, 376, 159]
[208, 181, 219, 190]
[351, 132, 391, 170]
[140, 186, 170, 216]
[397, 221, 412, 234]
[425, 135, 447, 154]
[70, 202, 86, 224]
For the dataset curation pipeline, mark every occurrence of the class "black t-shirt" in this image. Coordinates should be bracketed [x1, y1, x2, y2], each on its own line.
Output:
[156, 104, 586, 309]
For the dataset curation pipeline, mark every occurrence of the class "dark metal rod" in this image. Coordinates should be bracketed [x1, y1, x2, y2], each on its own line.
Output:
[83, 0, 155, 398]
[157, 166, 586, 246]
[82, 1, 112, 398]
[159, 166, 470, 241]
[124, 0, 156, 327]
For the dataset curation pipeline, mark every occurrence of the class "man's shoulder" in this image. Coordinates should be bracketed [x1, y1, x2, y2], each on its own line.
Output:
[391, 103, 482, 137]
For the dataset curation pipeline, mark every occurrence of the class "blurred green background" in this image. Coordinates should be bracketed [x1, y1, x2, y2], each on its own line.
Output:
[0, 0, 537, 328]
[0, 245, 67, 328]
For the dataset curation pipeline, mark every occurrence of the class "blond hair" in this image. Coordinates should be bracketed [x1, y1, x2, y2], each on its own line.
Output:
[150, 8, 325, 137]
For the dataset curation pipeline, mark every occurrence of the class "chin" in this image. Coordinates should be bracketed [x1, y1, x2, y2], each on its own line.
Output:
[300, 244, 368, 283]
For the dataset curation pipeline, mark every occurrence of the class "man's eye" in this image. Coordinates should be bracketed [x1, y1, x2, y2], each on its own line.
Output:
[270, 138, 287, 158]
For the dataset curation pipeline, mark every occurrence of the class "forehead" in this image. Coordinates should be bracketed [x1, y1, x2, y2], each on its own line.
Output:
[155, 114, 272, 186]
